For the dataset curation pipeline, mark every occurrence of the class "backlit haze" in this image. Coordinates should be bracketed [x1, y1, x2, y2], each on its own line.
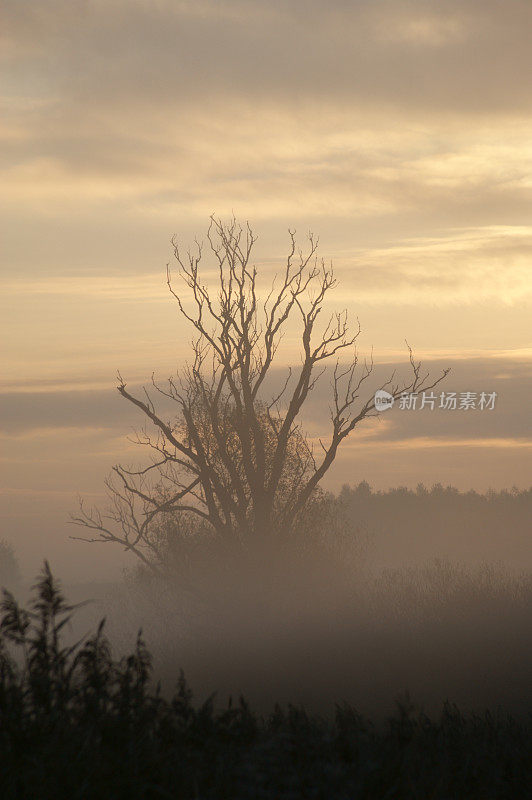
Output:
[1, 0, 531, 581]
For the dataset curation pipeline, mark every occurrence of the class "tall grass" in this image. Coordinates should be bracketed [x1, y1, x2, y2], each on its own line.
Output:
[1, 562, 532, 798]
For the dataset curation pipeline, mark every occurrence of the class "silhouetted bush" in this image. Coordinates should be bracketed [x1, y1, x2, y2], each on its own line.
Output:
[1, 562, 532, 799]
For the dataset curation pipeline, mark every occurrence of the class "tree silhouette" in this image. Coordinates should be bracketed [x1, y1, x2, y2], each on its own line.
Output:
[71, 217, 448, 575]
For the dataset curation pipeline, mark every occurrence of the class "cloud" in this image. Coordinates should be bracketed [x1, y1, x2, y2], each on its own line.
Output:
[2, 0, 532, 294]
[2, 357, 530, 444]
[3, 0, 532, 193]
[3, 223, 532, 307]
[3, 0, 532, 114]
[1, 0, 530, 492]
[332, 226, 532, 305]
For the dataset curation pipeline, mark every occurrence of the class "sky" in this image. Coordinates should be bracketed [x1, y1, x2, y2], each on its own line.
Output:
[1, 0, 531, 580]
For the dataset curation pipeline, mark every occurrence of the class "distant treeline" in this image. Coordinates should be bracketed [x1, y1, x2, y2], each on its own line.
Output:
[335, 482, 532, 567]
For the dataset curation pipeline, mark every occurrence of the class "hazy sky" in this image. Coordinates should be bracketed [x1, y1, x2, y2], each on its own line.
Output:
[1, 0, 531, 580]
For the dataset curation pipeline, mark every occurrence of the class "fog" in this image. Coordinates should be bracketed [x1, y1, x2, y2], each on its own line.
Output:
[7, 483, 530, 725]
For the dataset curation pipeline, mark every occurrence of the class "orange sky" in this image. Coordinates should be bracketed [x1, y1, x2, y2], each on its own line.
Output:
[1, 0, 531, 580]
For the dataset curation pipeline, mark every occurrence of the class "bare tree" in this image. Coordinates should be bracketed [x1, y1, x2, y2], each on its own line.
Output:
[71, 216, 448, 576]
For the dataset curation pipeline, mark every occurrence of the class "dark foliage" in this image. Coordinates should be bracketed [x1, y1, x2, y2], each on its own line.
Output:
[1, 563, 532, 799]
[337, 482, 532, 567]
